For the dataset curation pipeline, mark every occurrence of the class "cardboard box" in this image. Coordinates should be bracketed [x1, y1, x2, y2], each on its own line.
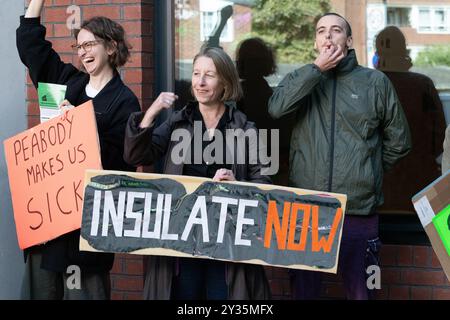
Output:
[412, 169, 450, 282]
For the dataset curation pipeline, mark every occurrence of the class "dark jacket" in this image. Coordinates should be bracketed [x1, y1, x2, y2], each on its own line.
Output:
[124, 101, 272, 299]
[269, 50, 412, 216]
[16, 16, 140, 272]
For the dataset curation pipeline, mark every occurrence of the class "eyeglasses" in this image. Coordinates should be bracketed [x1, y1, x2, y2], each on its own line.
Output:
[71, 40, 103, 52]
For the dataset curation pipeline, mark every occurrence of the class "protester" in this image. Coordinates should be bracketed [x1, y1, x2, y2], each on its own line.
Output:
[124, 46, 271, 300]
[268, 13, 411, 300]
[16, 0, 140, 299]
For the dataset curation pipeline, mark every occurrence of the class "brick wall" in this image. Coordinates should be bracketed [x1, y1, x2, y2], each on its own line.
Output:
[24, 0, 153, 299]
[266, 245, 450, 300]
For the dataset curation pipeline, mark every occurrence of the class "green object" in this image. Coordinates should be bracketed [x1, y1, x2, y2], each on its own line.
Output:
[432, 204, 450, 256]
[38, 82, 67, 109]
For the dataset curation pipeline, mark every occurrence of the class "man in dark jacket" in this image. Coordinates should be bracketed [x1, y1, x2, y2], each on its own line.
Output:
[268, 13, 411, 299]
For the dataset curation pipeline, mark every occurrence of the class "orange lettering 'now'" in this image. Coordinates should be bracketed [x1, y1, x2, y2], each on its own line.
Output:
[264, 201, 290, 249]
[287, 203, 311, 251]
[311, 206, 343, 253]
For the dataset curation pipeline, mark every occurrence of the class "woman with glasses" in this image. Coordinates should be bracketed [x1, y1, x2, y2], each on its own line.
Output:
[16, 0, 140, 299]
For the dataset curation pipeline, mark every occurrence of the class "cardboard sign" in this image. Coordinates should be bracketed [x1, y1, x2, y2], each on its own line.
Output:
[80, 170, 347, 273]
[433, 204, 450, 256]
[4, 101, 102, 249]
[412, 170, 450, 282]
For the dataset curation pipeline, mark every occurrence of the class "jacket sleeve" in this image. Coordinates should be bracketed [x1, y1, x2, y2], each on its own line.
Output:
[268, 64, 322, 119]
[16, 16, 78, 88]
[378, 76, 412, 171]
[123, 111, 173, 166]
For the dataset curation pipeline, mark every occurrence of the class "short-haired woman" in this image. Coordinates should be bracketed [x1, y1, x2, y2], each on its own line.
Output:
[17, 0, 140, 299]
[124, 47, 271, 300]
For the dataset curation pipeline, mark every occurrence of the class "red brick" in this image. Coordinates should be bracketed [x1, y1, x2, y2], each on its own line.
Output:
[26, 72, 34, 86]
[91, 0, 111, 4]
[123, 69, 142, 84]
[121, 21, 142, 36]
[389, 285, 410, 300]
[53, 0, 73, 5]
[381, 268, 401, 285]
[27, 101, 39, 116]
[431, 251, 443, 269]
[44, 7, 69, 23]
[124, 259, 144, 275]
[411, 286, 432, 300]
[113, 277, 143, 291]
[111, 292, 124, 300]
[27, 85, 38, 101]
[374, 287, 389, 300]
[53, 23, 73, 38]
[128, 37, 153, 52]
[110, 257, 123, 274]
[50, 38, 75, 54]
[128, 84, 142, 100]
[27, 115, 40, 129]
[401, 269, 445, 286]
[380, 245, 397, 266]
[82, 6, 120, 21]
[413, 246, 430, 268]
[124, 292, 143, 300]
[432, 288, 450, 300]
[397, 246, 413, 266]
[123, 5, 152, 20]
[112, 0, 143, 3]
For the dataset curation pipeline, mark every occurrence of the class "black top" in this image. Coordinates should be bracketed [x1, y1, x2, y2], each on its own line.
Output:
[182, 105, 232, 178]
[16, 16, 141, 272]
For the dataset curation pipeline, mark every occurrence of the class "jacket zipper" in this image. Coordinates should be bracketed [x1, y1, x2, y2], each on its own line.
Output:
[328, 74, 337, 192]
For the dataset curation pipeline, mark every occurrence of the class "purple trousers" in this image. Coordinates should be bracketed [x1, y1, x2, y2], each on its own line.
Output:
[291, 214, 380, 300]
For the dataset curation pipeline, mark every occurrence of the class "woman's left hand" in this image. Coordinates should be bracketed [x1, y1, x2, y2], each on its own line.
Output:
[213, 168, 236, 181]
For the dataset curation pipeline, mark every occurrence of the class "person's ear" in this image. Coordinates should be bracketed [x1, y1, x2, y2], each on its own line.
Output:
[346, 36, 353, 49]
[107, 40, 117, 56]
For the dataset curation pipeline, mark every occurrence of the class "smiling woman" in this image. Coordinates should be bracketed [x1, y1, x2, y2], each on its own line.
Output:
[16, 0, 140, 300]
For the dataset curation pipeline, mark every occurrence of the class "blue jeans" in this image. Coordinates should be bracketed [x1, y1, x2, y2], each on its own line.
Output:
[173, 258, 228, 300]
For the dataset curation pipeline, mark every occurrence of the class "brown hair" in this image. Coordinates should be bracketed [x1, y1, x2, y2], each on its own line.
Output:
[74, 16, 131, 69]
[192, 47, 242, 102]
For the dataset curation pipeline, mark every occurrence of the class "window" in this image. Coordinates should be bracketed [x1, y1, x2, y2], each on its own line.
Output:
[417, 7, 450, 33]
[387, 7, 411, 27]
[418, 9, 432, 31]
[168, 0, 450, 246]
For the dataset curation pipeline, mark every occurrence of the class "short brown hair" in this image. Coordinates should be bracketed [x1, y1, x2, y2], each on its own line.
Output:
[192, 47, 242, 102]
[75, 16, 131, 69]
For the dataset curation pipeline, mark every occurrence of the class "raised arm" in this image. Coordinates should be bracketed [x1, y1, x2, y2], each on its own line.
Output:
[17, 0, 78, 87]
[124, 92, 178, 166]
[25, 0, 45, 18]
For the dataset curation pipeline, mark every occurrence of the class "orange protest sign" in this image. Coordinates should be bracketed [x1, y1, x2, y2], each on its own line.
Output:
[4, 101, 102, 249]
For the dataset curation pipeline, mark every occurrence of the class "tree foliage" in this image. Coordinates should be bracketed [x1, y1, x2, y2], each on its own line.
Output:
[414, 45, 450, 67]
[252, 0, 331, 63]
